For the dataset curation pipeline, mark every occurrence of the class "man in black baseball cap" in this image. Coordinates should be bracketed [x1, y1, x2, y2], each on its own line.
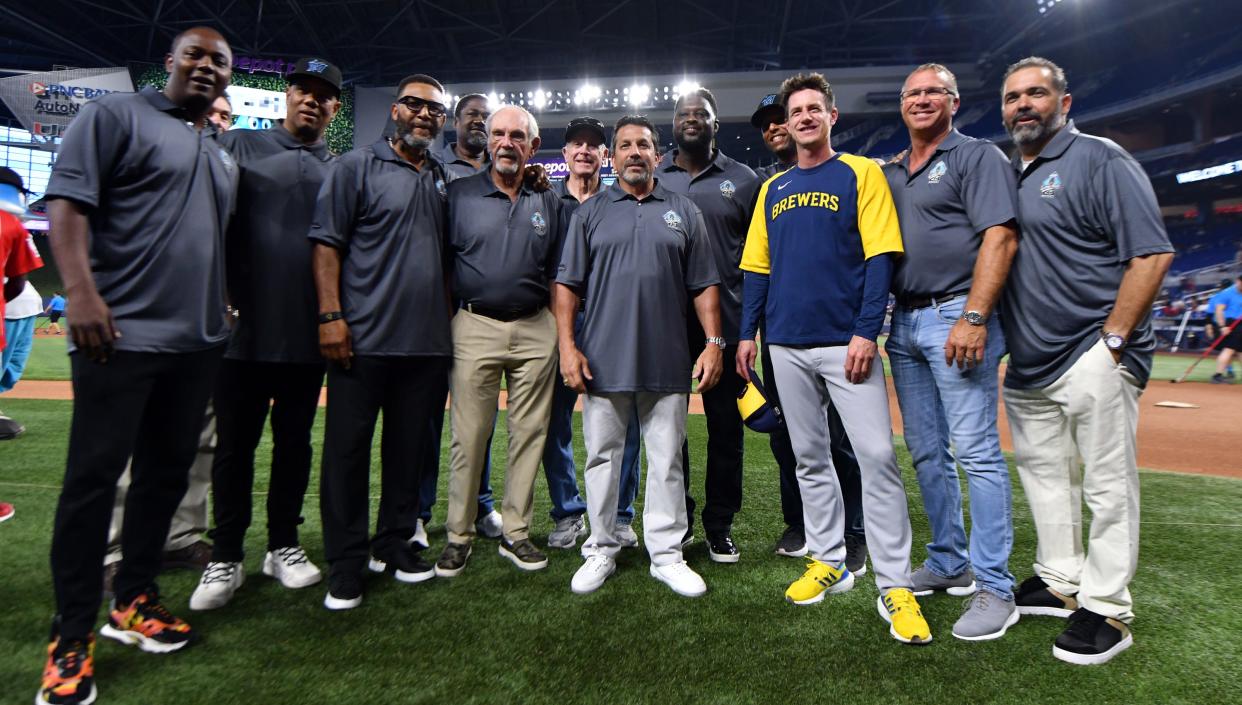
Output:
[288, 57, 342, 96]
[751, 94, 795, 180]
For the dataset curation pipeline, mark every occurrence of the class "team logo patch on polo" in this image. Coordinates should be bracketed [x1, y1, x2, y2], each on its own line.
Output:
[306, 59, 329, 73]
[719, 179, 736, 198]
[928, 161, 947, 184]
[217, 148, 235, 173]
[531, 211, 548, 235]
[1040, 171, 1062, 198]
[663, 210, 683, 230]
[436, 179, 447, 198]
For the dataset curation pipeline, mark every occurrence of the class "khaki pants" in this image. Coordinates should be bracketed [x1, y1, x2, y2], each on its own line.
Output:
[1003, 339, 1142, 623]
[446, 308, 557, 544]
[105, 405, 214, 564]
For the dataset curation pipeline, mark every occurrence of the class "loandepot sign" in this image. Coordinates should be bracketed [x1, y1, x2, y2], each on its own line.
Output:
[0, 67, 134, 139]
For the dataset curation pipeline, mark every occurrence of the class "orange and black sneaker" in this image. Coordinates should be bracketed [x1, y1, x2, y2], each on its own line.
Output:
[99, 590, 196, 653]
[38, 632, 96, 705]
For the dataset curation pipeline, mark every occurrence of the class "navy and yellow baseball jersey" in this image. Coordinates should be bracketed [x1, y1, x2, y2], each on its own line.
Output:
[740, 153, 903, 345]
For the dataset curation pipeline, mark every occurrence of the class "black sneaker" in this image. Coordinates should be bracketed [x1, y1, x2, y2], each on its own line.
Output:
[707, 533, 740, 563]
[1053, 608, 1133, 665]
[774, 526, 807, 557]
[323, 571, 363, 610]
[435, 542, 472, 578]
[1015, 575, 1079, 617]
[0, 413, 24, 440]
[844, 533, 868, 576]
[499, 538, 549, 571]
[1212, 373, 1227, 384]
[372, 543, 435, 584]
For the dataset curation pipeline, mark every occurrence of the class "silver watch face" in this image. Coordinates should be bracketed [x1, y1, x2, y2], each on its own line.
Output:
[1104, 333, 1125, 350]
[962, 311, 985, 326]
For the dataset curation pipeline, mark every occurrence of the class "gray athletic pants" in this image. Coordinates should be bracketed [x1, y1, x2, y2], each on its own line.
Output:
[580, 392, 688, 566]
[769, 344, 913, 592]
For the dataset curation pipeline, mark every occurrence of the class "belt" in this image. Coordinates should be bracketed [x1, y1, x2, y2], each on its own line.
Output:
[461, 301, 544, 322]
[895, 291, 969, 310]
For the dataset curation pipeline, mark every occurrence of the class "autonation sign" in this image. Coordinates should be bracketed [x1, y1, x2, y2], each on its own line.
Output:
[0, 67, 134, 139]
[1176, 159, 1242, 184]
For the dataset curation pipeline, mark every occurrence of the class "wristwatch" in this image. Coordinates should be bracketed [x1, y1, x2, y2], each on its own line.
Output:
[1102, 331, 1126, 352]
[705, 336, 727, 350]
[318, 311, 344, 324]
[962, 310, 987, 326]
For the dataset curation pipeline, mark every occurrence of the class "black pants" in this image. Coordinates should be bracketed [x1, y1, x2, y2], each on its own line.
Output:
[762, 338, 865, 537]
[51, 347, 223, 640]
[682, 343, 746, 536]
[320, 355, 449, 577]
[209, 358, 325, 562]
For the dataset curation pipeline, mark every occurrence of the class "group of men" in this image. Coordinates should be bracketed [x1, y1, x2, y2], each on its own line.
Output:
[31, 24, 1172, 705]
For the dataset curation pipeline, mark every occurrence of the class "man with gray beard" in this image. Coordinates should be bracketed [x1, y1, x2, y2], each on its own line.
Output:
[310, 74, 452, 610]
[434, 105, 566, 576]
[999, 57, 1172, 665]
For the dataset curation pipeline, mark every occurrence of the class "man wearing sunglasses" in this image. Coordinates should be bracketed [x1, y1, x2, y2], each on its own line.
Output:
[309, 74, 452, 610]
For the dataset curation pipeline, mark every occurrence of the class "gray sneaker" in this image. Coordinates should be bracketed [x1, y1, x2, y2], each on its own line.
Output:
[952, 590, 1020, 641]
[547, 515, 588, 549]
[616, 522, 639, 549]
[909, 563, 977, 597]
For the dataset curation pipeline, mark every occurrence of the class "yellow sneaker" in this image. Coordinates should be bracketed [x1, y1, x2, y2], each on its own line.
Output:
[785, 558, 854, 605]
[877, 588, 933, 644]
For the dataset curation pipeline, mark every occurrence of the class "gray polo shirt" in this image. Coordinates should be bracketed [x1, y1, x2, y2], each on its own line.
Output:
[551, 179, 601, 220]
[657, 149, 759, 342]
[431, 139, 486, 182]
[308, 139, 452, 357]
[556, 181, 719, 393]
[46, 86, 237, 353]
[219, 125, 334, 364]
[1002, 122, 1173, 390]
[448, 169, 566, 311]
[883, 130, 1018, 298]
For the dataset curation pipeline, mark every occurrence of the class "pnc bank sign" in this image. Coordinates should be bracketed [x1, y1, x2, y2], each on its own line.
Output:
[0, 67, 135, 140]
[30, 81, 122, 117]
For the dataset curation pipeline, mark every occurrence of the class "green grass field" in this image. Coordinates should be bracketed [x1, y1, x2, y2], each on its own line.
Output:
[0, 399, 1238, 704]
[14, 333, 1232, 385]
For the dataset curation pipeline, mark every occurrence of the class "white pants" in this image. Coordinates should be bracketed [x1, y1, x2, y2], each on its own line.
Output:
[769, 344, 913, 592]
[1003, 339, 1142, 623]
[581, 392, 687, 566]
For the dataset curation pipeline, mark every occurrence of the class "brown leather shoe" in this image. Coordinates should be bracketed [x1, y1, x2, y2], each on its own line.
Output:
[162, 540, 213, 570]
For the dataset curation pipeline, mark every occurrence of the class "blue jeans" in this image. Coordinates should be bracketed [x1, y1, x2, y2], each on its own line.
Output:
[1, 315, 37, 393]
[543, 378, 641, 523]
[420, 406, 494, 523]
[885, 297, 1014, 599]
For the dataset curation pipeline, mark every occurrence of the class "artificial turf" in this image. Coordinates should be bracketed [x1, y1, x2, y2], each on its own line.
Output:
[0, 398, 1238, 704]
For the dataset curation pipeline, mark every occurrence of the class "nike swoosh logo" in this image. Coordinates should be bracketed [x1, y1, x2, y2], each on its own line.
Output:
[776, 180, 792, 190]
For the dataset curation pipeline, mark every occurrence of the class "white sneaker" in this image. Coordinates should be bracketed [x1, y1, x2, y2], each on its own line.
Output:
[263, 546, 322, 589]
[616, 523, 639, 549]
[189, 561, 244, 610]
[650, 560, 707, 597]
[571, 555, 616, 594]
[475, 510, 503, 539]
[410, 519, 429, 550]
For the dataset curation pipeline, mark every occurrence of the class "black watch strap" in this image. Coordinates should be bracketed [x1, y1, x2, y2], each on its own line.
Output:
[318, 311, 344, 324]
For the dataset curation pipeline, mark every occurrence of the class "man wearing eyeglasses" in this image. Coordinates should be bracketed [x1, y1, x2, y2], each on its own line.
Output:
[309, 74, 452, 610]
[881, 63, 1021, 640]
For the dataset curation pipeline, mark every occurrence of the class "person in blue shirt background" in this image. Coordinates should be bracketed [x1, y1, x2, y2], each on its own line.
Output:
[1210, 276, 1242, 383]
[44, 291, 66, 336]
